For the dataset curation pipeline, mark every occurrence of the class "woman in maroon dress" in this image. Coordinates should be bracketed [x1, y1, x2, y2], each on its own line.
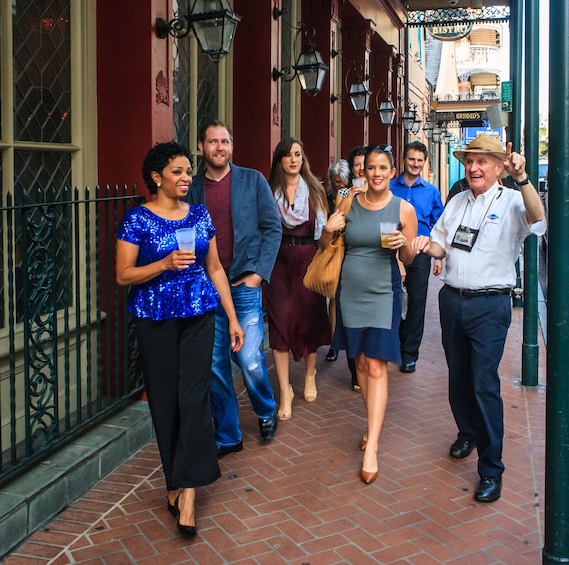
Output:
[264, 138, 331, 421]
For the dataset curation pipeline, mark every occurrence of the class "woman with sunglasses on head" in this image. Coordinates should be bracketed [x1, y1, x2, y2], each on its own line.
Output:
[321, 145, 418, 484]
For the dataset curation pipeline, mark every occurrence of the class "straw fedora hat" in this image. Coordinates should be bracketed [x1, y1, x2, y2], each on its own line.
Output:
[453, 134, 506, 164]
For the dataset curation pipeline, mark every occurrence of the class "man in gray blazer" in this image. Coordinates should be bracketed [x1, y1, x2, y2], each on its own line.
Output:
[186, 120, 282, 458]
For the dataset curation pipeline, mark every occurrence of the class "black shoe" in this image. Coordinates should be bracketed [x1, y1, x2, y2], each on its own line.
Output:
[167, 499, 179, 519]
[259, 412, 278, 441]
[216, 440, 243, 460]
[326, 347, 338, 362]
[175, 494, 198, 537]
[475, 476, 502, 503]
[449, 438, 476, 459]
[217, 440, 243, 459]
[400, 360, 416, 373]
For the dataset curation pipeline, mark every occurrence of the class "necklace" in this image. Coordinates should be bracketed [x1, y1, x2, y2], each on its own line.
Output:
[363, 192, 390, 207]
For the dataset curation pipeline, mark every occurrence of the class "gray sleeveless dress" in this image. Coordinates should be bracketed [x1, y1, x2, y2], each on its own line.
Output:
[333, 194, 403, 363]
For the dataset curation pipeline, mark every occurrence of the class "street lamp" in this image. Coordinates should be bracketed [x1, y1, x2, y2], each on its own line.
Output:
[156, 0, 241, 62]
[411, 113, 422, 134]
[432, 125, 442, 143]
[378, 98, 396, 125]
[402, 103, 417, 131]
[273, 35, 329, 97]
[293, 42, 329, 96]
[348, 76, 372, 114]
[423, 118, 434, 140]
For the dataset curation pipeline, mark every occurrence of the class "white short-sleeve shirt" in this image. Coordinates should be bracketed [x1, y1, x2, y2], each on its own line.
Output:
[431, 183, 546, 290]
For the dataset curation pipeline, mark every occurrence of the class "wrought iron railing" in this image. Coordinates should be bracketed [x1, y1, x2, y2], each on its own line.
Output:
[0, 185, 145, 486]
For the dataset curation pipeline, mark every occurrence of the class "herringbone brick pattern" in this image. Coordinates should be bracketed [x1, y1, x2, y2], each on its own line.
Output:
[5, 277, 546, 564]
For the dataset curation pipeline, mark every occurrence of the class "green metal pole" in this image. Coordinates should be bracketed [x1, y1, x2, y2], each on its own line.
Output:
[509, 0, 522, 150]
[521, 0, 540, 386]
[510, 0, 524, 308]
[543, 0, 569, 561]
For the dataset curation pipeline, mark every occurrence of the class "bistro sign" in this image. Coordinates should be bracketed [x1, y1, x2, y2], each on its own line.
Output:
[426, 22, 473, 41]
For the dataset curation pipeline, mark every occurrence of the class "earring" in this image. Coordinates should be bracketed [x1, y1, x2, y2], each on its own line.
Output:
[156, 182, 162, 188]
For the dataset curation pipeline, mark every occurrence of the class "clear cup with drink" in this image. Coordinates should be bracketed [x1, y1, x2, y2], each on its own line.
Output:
[380, 222, 397, 249]
[351, 177, 365, 191]
[175, 227, 196, 252]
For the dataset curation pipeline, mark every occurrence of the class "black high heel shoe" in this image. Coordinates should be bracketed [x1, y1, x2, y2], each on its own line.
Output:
[167, 499, 179, 519]
[175, 493, 197, 537]
[326, 347, 338, 362]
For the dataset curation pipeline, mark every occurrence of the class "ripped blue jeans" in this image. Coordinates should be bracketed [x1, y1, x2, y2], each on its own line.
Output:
[210, 283, 276, 447]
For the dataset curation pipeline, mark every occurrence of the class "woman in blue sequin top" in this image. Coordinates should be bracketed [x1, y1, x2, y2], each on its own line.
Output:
[116, 142, 244, 538]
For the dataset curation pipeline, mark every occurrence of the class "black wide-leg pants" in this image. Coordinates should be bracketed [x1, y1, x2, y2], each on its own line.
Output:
[135, 313, 220, 490]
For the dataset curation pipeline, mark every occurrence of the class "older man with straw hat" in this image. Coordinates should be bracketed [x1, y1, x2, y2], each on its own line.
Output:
[411, 134, 545, 503]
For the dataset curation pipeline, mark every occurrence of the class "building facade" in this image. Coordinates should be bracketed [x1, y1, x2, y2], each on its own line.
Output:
[0, 0, 421, 487]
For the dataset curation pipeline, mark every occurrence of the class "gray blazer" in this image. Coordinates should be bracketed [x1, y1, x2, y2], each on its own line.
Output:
[186, 163, 282, 283]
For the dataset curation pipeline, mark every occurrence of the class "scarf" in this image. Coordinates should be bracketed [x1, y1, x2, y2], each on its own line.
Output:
[275, 177, 326, 240]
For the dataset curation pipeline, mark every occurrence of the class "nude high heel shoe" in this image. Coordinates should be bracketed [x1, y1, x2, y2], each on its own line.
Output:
[304, 371, 317, 402]
[278, 384, 294, 420]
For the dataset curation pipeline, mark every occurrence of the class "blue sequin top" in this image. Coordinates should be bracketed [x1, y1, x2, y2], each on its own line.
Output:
[117, 204, 221, 320]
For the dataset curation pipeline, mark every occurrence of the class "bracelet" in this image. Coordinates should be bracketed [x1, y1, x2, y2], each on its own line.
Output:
[433, 257, 443, 261]
[517, 176, 530, 186]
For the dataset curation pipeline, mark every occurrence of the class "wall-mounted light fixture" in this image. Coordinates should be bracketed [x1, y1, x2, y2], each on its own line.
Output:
[348, 74, 372, 113]
[272, 26, 329, 97]
[378, 98, 396, 125]
[411, 112, 422, 134]
[330, 63, 372, 114]
[372, 83, 396, 125]
[422, 117, 434, 140]
[402, 103, 417, 131]
[156, 0, 241, 62]
[432, 124, 442, 143]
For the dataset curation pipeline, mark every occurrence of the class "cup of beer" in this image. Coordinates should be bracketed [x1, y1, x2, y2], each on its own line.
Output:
[380, 222, 397, 249]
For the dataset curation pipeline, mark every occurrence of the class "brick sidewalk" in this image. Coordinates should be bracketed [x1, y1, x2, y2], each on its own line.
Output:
[4, 276, 546, 564]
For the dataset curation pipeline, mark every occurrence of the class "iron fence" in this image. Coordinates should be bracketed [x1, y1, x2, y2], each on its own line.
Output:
[0, 185, 145, 485]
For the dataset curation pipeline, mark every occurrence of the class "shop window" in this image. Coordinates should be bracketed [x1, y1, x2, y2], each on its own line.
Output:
[0, 0, 94, 332]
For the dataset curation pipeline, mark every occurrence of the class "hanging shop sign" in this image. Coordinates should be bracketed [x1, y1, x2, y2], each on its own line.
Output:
[436, 111, 488, 122]
[426, 22, 473, 41]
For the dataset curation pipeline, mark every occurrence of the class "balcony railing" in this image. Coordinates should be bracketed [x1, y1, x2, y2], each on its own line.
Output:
[0, 185, 144, 486]
[456, 45, 503, 77]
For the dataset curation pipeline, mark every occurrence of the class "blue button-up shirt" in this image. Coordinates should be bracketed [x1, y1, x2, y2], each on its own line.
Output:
[390, 174, 444, 237]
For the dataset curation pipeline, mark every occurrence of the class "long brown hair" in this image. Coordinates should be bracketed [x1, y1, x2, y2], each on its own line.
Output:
[268, 137, 328, 213]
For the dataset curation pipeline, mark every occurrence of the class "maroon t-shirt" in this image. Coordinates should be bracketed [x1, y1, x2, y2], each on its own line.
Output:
[204, 171, 234, 270]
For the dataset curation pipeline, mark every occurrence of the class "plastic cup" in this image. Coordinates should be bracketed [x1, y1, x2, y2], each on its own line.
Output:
[352, 177, 365, 189]
[175, 227, 195, 251]
[380, 222, 397, 249]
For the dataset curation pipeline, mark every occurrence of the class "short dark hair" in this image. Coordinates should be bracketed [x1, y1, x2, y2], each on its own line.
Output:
[347, 145, 367, 172]
[198, 119, 234, 144]
[141, 141, 191, 194]
[404, 141, 428, 159]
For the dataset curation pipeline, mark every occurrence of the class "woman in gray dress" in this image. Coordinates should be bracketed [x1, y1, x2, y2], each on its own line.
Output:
[321, 145, 418, 484]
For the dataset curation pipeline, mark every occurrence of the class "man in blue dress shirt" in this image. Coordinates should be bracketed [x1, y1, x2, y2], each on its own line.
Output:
[391, 141, 444, 373]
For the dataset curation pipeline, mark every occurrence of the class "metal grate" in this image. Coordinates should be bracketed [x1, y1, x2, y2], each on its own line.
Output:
[407, 6, 510, 26]
[0, 185, 145, 485]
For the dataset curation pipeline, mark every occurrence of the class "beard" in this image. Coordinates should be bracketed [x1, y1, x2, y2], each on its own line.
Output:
[204, 152, 230, 171]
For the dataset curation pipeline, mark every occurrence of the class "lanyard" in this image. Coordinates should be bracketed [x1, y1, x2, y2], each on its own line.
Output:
[457, 187, 502, 232]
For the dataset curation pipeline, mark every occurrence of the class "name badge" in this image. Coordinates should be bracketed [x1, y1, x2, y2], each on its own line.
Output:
[451, 225, 479, 252]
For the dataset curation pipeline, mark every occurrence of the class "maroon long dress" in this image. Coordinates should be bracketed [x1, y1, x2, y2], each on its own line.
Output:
[264, 208, 331, 361]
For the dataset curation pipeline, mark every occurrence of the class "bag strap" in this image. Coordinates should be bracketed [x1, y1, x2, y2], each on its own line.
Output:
[336, 188, 356, 216]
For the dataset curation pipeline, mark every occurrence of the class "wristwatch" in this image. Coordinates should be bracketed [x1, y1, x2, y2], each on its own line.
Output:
[516, 176, 530, 186]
